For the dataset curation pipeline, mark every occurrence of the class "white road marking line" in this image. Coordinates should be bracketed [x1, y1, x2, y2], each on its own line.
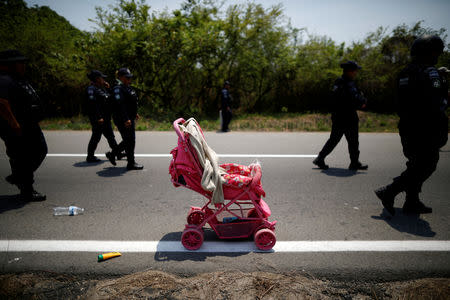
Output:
[1, 240, 449, 253]
[46, 154, 317, 158]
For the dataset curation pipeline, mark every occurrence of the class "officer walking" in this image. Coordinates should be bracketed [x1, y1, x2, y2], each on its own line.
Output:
[375, 35, 448, 215]
[221, 81, 232, 132]
[0, 50, 47, 201]
[110, 67, 143, 170]
[313, 61, 368, 170]
[86, 70, 121, 163]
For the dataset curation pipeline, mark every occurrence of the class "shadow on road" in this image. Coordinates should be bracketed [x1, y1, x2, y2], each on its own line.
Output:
[0, 194, 26, 214]
[96, 167, 128, 177]
[316, 167, 365, 177]
[371, 208, 436, 237]
[73, 161, 105, 167]
[154, 230, 249, 262]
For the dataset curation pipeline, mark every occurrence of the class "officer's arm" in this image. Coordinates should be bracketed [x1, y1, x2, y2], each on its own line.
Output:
[348, 83, 367, 109]
[0, 98, 21, 132]
[89, 88, 103, 121]
[95, 90, 105, 120]
[114, 88, 130, 124]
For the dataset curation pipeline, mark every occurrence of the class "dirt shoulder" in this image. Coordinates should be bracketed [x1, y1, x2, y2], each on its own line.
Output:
[1, 270, 449, 299]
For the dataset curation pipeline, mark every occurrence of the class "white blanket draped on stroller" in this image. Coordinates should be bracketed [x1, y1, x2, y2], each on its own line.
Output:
[179, 118, 227, 204]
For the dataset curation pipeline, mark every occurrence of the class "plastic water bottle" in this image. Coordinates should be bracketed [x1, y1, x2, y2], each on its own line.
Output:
[53, 206, 84, 216]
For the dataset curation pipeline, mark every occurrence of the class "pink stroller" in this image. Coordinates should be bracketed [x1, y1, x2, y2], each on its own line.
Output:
[169, 118, 277, 251]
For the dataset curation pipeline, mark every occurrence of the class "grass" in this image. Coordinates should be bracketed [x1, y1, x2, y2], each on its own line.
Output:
[40, 112, 401, 132]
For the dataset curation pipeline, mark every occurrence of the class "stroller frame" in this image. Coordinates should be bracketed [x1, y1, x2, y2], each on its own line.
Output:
[170, 118, 276, 251]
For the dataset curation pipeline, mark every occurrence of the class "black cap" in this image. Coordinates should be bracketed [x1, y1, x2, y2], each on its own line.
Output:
[224, 80, 231, 86]
[340, 60, 362, 71]
[87, 70, 107, 81]
[117, 67, 133, 78]
[0, 49, 28, 63]
[411, 35, 444, 58]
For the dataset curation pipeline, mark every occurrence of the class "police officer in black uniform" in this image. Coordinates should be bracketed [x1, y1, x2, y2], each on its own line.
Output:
[86, 70, 120, 163]
[221, 80, 232, 132]
[110, 67, 143, 170]
[313, 61, 368, 170]
[0, 50, 47, 201]
[375, 35, 447, 215]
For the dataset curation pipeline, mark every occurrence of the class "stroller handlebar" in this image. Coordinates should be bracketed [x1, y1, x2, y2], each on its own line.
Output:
[250, 164, 262, 189]
[173, 118, 186, 141]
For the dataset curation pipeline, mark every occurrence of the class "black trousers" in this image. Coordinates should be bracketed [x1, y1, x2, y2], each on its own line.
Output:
[222, 109, 232, 131]
[87, 117, 118, 157]
[1, 124, 47, 190]
[115, 120, 136, 164]
[318, 121, 360, 163]
[391, 131, 440, 196]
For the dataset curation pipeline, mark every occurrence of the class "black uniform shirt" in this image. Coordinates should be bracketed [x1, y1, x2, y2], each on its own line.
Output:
[221, 88, 232, 111]
[397, 63, 448, 147]
[112, 82, 138, 124]
[398, 64, 446, 129]
[0, 71, 43, 128]
[87, 84, 111, 121]
[330, 75, 367, 124]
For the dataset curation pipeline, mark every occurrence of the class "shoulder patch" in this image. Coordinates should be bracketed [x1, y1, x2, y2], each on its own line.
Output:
[432, 79, 441, 88]
[425, 67, 440, 79]
[399, 77, 409, 86]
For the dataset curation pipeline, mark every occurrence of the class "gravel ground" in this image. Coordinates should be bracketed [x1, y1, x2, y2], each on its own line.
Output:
[1, 270, 449, 299]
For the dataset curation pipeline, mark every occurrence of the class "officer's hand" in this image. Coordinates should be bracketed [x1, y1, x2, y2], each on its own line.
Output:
[125, 120, 132, 128]
[135, 114, 140, 120]
[98, 118, 104, 125]
[361, 104, 367, 110]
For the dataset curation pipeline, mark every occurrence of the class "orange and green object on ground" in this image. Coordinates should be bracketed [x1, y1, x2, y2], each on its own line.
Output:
[97, 252, 121, 262]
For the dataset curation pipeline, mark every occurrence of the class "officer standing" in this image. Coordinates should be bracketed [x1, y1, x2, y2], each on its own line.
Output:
[110, 67, 143, 170]
[0, 50, 47, 201]
[313, 61, 368, 170]
[221, 81, 232, 132]
[375, 35, 447, 215]
[86, 70, 121, 163]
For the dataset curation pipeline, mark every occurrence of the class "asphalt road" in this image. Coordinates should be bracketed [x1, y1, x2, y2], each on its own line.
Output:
[0, 130, 449, 280]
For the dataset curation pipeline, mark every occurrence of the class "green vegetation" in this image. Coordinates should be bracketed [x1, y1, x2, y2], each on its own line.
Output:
[40, 112, 401, 132]
[1, 0, 449, 122]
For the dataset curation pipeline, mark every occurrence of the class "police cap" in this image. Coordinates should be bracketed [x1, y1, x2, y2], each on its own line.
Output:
[411, 35, 445, 58]
[340, 60, 362, 71]
[0, 49, 28, 64]
[87, 70, 107, 81]
[438, 67, 450, 74]
[224, 80, 231, 86]
[117, 67, 133, 78]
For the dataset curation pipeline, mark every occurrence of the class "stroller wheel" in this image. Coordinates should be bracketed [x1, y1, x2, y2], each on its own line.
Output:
[187, 210, 205, 225]
[181, 228, 204, 250]
[254, 228, 276, 251]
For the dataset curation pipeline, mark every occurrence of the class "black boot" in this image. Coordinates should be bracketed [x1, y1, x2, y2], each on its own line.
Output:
[403, 195, 432, 214]
[374, 185, 397, 216]
[86, 155, 101, 163]
[20, 187, 46, 202]
[313, 156, 329, 170]
[116, 152, 126, 160]
[106, 151, 116, 166]
[349, 161, 368, 170]
[127, 162, 144, 170]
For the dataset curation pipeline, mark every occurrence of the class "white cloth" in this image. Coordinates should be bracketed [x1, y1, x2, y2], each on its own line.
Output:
[180, 118, 226, 204]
